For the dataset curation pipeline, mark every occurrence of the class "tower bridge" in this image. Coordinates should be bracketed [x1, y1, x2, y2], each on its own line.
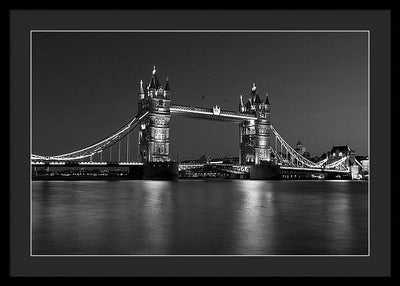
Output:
[32, 66, 365, 180]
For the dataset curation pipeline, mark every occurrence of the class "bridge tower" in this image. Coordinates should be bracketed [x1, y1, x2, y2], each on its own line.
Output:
[238, 83, 271, 165]
[137, 66, 171, 162]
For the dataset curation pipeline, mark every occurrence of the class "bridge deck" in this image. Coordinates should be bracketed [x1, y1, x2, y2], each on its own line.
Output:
[31, 162, 143, 167]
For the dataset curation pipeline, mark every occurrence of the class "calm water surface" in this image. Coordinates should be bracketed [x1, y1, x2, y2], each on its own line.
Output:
[32, 180, 368, 255]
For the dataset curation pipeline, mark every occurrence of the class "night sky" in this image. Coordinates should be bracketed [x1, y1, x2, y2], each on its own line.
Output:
[32, 32, 368, 161]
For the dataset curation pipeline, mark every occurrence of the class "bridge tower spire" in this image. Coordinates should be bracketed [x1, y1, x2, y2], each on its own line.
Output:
[138, 80, 145, 100]
[148, 65, 161, 97]
[265, 91, 270, 106]
[239, 94, 245, 112]
[138, 66, 171, 163]
[164, 76, 171, 98]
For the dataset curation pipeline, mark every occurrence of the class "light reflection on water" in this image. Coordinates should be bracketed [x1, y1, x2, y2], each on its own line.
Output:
[32, 180, 368, 255]
[233, 181, 275, 254]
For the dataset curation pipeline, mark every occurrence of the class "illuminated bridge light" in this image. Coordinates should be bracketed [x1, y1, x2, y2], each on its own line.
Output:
[49, 162, 66, 165]
[88, 162, 107, 165]
[119, 162, 143, 165]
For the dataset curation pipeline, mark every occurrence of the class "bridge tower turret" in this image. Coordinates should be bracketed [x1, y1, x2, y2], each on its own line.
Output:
[239, 94, 245, 112]
[138, 66, 171, 162]
[239, 83, 271, 165]
[137, 80, 145, 115]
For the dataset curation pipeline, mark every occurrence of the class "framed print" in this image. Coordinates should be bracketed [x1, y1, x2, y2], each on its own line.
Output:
[10, 9, 391, 277]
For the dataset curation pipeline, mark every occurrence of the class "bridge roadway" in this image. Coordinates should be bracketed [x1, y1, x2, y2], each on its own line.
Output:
[31, 161, 349, 174]
[31, 161, 143, 167]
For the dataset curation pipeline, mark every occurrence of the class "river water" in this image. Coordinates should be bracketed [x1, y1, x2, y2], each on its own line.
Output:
[32, 180, 368, 255]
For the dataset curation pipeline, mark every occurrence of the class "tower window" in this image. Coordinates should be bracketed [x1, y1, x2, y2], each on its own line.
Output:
[154, 129, 165, 140]
[157, 100, 165, 108]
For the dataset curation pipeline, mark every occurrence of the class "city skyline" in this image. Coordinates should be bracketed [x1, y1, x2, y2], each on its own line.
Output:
[32, 31, 368, 160]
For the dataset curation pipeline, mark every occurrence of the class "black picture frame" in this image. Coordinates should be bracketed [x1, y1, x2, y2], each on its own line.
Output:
[10, 9, 391, 277]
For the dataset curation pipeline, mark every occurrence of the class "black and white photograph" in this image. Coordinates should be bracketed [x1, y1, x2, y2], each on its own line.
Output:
[30, 29, 370, 256]
[9, 9, 392, 277]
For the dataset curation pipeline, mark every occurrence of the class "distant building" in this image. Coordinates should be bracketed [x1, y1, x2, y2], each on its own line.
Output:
[361, 159, 369, 170]
[328, 145, 355, 165]
[310, 152, 327, 164]
[218, 156, 239, 164]
[356, 155, 369, 171]
[181, 155, 208, 164]
[181, 156, 239, 165]
[294, 139, 308, 156]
